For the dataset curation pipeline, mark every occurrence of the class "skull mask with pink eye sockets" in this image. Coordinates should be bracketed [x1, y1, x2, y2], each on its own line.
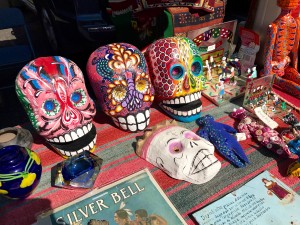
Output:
[145, 37, 205, 122]
[86, 43, 155, 132]
[15, 56, 97, 157]
[136, 121, 221, 184]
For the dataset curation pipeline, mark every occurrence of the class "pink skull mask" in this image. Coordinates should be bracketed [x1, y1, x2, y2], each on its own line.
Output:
[86, 43, 155, 132]
[15, 56, 97, 157]
[145, 37, 205, 122]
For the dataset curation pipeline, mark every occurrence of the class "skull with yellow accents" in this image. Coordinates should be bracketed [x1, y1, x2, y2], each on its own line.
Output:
[145, 37, 205, 122]
[87, 43, 155, 132]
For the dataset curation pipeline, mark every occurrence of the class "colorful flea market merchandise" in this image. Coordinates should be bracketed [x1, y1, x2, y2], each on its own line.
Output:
[230, 107, 291, 158]
[0, 145, 42, 199]
[282, 128, 300, 177]
[263, 0, 300, 99]
[136, 120, 221, 184]
[196, 115, 249, 168]
[86, 43, 155, 132]
[144, 37, 205, 122]
[15, 56, 97, 158]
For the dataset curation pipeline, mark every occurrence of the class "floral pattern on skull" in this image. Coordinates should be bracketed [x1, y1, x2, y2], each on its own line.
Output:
[15, 56, 96, 157]
[145, 37, 205, 122]
[136, 121, 221, 184]
[87, 43, 155, 132]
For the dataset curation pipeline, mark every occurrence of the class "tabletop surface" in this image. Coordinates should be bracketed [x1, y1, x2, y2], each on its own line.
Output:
[1, 96, 300, 225]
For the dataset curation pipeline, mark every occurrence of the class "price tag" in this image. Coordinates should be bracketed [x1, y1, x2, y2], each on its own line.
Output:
[254, 107, 278, 129]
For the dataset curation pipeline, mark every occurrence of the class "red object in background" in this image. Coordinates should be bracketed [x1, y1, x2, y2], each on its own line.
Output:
[167, 1, 225, 35]
[291, 0, 300, 17]
[273, 85, 300, 111]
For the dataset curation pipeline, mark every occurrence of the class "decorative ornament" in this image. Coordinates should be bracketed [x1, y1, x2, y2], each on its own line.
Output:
[54, 151, 102, 189]
[263, 0, 300, 98]
[16, 56, 97, 157]
[145, 37, 205, 122]
[281, 128, 300, 177]
[87, 43, 155, 132]
[231, 107, 291, 158]
[0, 145, 42, 199]
[136, 120, 221, 184]
[196, 114, 249, 168]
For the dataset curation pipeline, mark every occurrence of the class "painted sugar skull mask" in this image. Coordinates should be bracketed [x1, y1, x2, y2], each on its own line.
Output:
[86, 43, 154, 132]
[16, 56, 97, 157]
[145, 37, 205, 122]
[136, 121, 221, 184]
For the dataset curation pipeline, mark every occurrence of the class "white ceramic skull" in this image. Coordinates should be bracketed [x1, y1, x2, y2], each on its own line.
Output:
[136, 121, 221, 184]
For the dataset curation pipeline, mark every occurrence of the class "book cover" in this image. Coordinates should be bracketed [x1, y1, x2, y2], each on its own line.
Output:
[192, 170, 300, 225]
[34, 169, 187, 225]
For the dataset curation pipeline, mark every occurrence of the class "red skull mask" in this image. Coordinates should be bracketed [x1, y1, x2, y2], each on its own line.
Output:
[16, 56, 96, 157]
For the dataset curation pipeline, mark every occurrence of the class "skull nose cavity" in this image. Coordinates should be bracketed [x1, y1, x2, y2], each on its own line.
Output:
[183, 75, 190, 91]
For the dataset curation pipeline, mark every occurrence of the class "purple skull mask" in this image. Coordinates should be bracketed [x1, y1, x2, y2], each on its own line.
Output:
[15, 56, 97, 157]
[86, 43, 155, 132]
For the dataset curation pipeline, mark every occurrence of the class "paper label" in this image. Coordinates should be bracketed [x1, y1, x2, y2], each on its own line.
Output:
[254, 107, 278, 129]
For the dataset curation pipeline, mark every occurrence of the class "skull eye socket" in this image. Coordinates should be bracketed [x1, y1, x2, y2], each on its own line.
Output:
[71, 89, 87, 107]
[135, 78, 149, 94]
[168, 140, 183, 154]
[42, 99, 60, 116]
[191, 59, 202, 76]
[184, 131, 201, 140]
[112, 85, 127, 102]
[170, 64, 184, 80]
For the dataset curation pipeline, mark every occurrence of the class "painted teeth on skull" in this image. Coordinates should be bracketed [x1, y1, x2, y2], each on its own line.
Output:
[58, 135, 97, 157]
[189, 150, 219, 175]
[113, 108, 150, 132]
[127, 115, 137, 131]
[60, 148, 83, 157]
[162, 105, 202, 116]
[160, 91, 202, 116]
[162, 91, 201, 105]
[47, 123, 93, 143]
[192, 150, 211, 168]
[136, 112, 147, 130]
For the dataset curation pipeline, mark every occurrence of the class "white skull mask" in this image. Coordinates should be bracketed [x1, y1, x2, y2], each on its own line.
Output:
[136, 122, 221, 184]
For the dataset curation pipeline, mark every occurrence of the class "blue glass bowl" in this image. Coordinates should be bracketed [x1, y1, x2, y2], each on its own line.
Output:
[62, 152, 94, 181]
[55, 151, 102, 189]
[0, 145, 42, 199]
